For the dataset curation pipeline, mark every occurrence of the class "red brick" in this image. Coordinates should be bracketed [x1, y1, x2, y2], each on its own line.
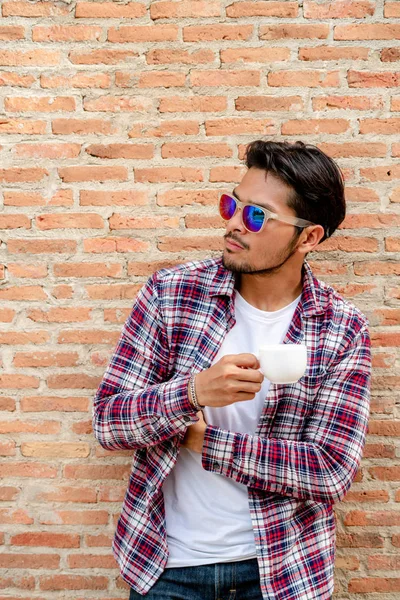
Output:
[385, 2, 400, 17]
[83, 96, 152, 112]
[5, 96, 75, 112]
[337, 533, 384, 548]
[159, 96, 227, 113]
[116, 70, 186, 88]
[307, 261, 348, 276]
[349, 578, 400, 593]
[300, 46, 369, 61]
[209, 166, 246, 182]
[363, 441, 395, 456]
[191, 70, 260, 87]
[335, 24, 400, 40]
[135, 167, 203, 183]
[0, 509, 33, 525]
[161, 142, 232, 158]
[80, 190, 148, 206]
[21, 396, 89, 412]
[221, 47, 290, 63]
[151, 1, 221, 19]
[370, 467, 400, 481]
[109, 214, 179, 230]
[0, 574, 34, 589]
[0, 214, 30, 229]
[227, 2, 298, 17]
[0, 441, 15, 456]
[386, 238, 400, 251]
[369, 397, 395, 414]
[67, 553, 117, 569]
[0, 71, 35, 87]
[0, 168, 47, 183]
[27, 307, 91, 323]
[360, 118, 400, 134]
[52, 285, 73, 299]
[0, 462, 57, 478]
[390, 186, 400, 202]
[183, 24, 253, 41]
[348, 70, 400, 87]
[35, 485, 97, 503]
[0, 330, 48, 345]
[54, 262, 121, 278]
[312, 95, 383, 110]
[2, 1, 69, 16]
[0, 49, 60, 66]
[11, 532, 80, 548]
[5, 189, 73, 208]
[86, 143, 154, 159]
[269, 70, 339, 87]
[58, 166, 127, 183]
[22, 442, 90, 459]
[47, 374, 101, 390]
[13, 352, 79, 367]
[39, 575, 108, 591]
[52, 118, 117, 135]
[282, 119, 349, 135]
[381, 48, 400, 62]
[260, 24, 329, 40]
[14, 143, 80, 159]
[235, 96, 303, 112]
[83, 238, 149, 253]
[304, 1, 375, 18]
[33, 25, 102, 42]
[0, 397, 16, 412]
[0, 309, 15, 323]
[0, 26, 25, 40]
[316, 236, 378, 253]
[344, 489, 389, 503]
[0, 287, 46, 302]
[97, 485, 126, 502]
[205, 118, 276, 136]
[108, 25, 178, 42]
[0, 553, 59, 569]
[368, 555, 400, 570]
[36, 213, 104, 229]
[355, 260, 400, 276]
[76, 2, 146, 18]
[69, 49, 138, 65]
[41, 72, 111, 89]
[64, 464, 130, 480]
[147, 48, 214, 65]
[318, 142, 386, 158]
[8, 239, 76, 254]
[368, 420, 400, 436]
[71, 420, 93, 435]
[360, 164, 400, 182]
[129, 120, 199, 137]
[85, 533, 113, 547]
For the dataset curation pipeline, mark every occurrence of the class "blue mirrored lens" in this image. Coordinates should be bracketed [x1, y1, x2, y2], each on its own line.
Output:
[243, 205, 265, 232]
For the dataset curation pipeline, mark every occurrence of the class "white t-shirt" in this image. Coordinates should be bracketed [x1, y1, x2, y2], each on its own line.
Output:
[163, 291, 301, 567]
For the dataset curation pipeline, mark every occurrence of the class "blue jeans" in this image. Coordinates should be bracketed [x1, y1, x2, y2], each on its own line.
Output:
[129, 558, 263, 600]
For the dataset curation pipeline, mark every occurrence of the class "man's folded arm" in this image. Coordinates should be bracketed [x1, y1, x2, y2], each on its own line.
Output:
[92, 275, 197, 451]
[201, 325, 371, 504]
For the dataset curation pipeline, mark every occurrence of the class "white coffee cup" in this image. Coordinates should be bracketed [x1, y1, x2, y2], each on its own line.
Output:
[258, 344, 307, 384]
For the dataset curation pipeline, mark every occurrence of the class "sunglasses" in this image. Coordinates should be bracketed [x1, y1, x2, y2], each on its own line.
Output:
[219, 193, 315, 234]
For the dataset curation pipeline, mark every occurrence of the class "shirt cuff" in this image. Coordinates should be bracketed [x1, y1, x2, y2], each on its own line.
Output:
[163, 376, 198, 426]
[201, 425, 236, 476]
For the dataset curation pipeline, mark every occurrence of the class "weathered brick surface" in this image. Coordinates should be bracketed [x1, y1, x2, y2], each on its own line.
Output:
[0, 1, 399, 598]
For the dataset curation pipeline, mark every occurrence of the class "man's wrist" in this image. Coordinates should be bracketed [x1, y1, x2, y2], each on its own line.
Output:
[188, 374, 204, 411]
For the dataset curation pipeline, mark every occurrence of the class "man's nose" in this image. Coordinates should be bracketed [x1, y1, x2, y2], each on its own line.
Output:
[227, 206, 246, 233]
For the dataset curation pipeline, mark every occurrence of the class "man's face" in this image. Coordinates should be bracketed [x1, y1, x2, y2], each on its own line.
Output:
[222, 168, 303, 275]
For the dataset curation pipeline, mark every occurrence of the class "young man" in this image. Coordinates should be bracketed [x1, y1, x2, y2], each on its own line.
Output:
[93, 140, 371, 600]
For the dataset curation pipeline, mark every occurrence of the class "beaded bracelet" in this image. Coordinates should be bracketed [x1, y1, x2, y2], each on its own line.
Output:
[189, 374, 204, 411]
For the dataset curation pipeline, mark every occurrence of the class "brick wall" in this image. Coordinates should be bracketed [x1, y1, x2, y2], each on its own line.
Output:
[0, 0, 399, 598]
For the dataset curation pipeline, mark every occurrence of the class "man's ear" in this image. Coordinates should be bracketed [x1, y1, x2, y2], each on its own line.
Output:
[298, 225, 325, 255]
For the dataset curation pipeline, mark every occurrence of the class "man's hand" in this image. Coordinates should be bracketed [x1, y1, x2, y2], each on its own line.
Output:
[181, 410, 207, 453]
[195, 353, 263, 408]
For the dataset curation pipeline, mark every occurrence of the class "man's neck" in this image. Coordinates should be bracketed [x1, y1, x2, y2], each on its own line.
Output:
[236, 267, 303, 312]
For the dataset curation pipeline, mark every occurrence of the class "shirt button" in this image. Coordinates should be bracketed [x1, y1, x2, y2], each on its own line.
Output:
[183, 415, 191, 423]
[148, 484, 156, 493]
[214, 462, 220, 469]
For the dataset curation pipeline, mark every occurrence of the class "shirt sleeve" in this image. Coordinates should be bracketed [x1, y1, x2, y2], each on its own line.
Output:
[201, 324, 371, 504]
[92, 274, 198, 450]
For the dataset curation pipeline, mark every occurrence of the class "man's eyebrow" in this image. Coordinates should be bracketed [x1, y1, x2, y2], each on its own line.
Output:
[232, 188, 275, 212]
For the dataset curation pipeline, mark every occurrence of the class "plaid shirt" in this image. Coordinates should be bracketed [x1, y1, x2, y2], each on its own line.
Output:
[93, 257, 371, 600]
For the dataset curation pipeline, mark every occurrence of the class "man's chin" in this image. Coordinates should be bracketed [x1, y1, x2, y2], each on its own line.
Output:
[222, 253, 253, 274]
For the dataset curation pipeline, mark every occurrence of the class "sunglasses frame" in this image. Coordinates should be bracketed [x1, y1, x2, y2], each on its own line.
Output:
[219, 193, 315, 234]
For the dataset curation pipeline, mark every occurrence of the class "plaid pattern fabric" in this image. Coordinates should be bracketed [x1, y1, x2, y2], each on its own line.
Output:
[93, 257, 371, 600]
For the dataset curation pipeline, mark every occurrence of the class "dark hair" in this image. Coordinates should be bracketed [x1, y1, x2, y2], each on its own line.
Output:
[245, 140, 345, 242]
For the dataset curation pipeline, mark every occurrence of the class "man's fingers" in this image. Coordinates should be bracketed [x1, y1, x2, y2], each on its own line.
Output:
[223, 353, 259, 369]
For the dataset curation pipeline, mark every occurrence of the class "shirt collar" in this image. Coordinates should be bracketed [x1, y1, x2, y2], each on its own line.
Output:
[208, 258, 326, 318]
